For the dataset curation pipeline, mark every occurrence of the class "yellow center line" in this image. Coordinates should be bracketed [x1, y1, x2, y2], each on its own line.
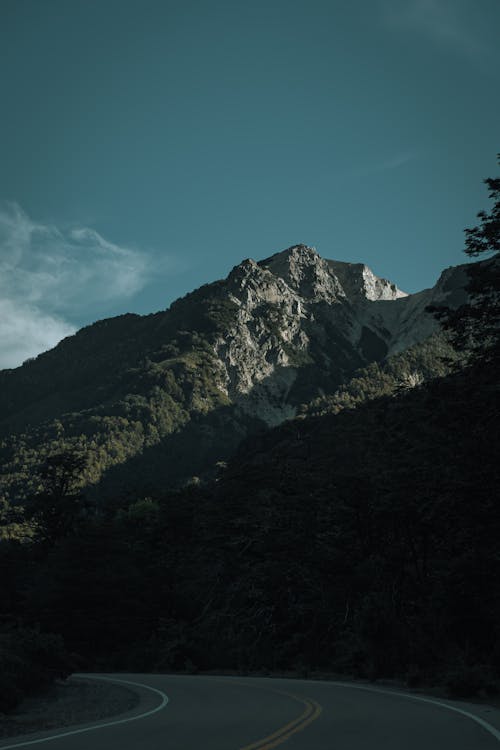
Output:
[239, 699, 313, 750]
[243, 699, 322, 750]
[223, 681, 322, 750]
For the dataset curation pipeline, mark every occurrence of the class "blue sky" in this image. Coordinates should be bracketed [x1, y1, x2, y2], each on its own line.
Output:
[0, 0, 499, 368]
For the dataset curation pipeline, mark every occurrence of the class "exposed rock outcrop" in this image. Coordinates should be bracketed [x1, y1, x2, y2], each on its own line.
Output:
[209, 244, 471, 425]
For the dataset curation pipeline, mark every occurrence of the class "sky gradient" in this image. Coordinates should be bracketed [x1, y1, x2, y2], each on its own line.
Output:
[1, 0, 499, 368]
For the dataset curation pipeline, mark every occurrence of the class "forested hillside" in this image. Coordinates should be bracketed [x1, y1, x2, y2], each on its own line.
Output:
[1, 346, 498, 702]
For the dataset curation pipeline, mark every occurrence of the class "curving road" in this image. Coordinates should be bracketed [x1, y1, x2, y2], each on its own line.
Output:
[1, 673, 499, 749]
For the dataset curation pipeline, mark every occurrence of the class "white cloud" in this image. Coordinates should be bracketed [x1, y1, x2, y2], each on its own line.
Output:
[382, 0, 491, 64]
[0, 298, 75, 370]
[0, 202, 155, 369]
[345, 151, 419, 179]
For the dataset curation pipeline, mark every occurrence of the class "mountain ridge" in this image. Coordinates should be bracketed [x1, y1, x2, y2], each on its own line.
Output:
[0, 245, 479, 504]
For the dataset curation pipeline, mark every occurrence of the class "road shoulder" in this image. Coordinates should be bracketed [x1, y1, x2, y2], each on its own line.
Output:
[0, 676, 139, 741]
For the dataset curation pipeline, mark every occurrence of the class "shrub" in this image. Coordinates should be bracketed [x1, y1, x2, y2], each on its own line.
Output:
[0, 626, 74, 712]
[444, 664, 496, 698]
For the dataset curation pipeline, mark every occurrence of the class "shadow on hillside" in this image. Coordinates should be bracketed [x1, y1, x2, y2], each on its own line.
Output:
[86, 359, 353, 504]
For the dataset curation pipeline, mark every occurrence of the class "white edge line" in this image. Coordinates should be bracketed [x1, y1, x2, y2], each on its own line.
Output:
[0, 675, 169, 749]
[329, 680, 500, 742]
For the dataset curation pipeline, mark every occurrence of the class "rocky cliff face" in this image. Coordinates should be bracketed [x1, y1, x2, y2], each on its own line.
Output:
[204, 244, 467, 425]
[326, 258, 407, 301]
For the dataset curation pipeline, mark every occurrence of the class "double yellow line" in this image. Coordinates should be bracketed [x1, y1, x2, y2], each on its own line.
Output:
[238, 687, 322, 750]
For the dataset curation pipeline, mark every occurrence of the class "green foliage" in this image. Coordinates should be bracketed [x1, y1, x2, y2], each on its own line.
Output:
[0, 351, 496, 686]
[0, 625, 74, 712]
[443, 664, 498, 699]
[464, 155, 500, 257]
[25, 451, 89, 546]
[0, 497, 32, 542]
[431, 156, 500, 363]
[0, 305, 234, 510]
[302, 333, 456, 417]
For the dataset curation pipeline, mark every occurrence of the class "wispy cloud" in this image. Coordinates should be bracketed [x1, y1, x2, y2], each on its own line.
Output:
[376, 152, 418, 171]
[346, 151, 419, 179]
[382, 0, 492, 64]
[0, 202, 157, 369]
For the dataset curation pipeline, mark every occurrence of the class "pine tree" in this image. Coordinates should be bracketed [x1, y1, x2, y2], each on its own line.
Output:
[433, 155, 499, 361]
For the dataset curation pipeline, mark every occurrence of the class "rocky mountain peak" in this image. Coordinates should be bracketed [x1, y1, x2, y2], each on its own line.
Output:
[226, 256, 290, 309]
[254, 244, 343, 303]
[259, 243, 319, 266]
[216, 246, 414, 425]
[227, 245, 405, 305]
[327, 259, 407, 302]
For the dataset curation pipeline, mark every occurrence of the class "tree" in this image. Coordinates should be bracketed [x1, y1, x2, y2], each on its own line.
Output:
[27, 451, 88, 546]
[464, 158, 500, 257]
[432, 156, 499, 361]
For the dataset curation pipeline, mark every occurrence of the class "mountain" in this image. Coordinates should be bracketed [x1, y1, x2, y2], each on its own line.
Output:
[1, 244, 498, 691]
[0, 245, 473, 505]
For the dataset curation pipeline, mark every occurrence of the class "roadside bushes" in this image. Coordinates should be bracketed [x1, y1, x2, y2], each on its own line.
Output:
[0, 626, 74, 712]
[442, 662, 499, 699]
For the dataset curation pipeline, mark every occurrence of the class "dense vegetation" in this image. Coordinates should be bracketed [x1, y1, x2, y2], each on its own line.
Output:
[0, 161, 498, 710]
[0, 625, 73, 712]
[0, 347, 497, 699]
[0, 287, 240, 507]
[0, 330, 456, 543]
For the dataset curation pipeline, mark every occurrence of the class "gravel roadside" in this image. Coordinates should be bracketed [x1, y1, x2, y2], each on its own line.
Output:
[0, 676, 140, 740]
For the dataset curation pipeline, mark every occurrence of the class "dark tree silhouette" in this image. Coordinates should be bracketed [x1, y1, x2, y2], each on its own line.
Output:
[464, 156, 500, 257]
[27, 451, 88, 546]
[431, 155, 499, 360]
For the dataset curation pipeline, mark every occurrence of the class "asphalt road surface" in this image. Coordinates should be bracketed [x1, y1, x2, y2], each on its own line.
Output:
[1, 674, 499, 749]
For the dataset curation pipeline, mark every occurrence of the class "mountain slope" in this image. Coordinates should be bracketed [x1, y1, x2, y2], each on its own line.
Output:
[0, 245, 475, 503]
[9, 344, 497, 682]
[190, 350, 499, 677]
